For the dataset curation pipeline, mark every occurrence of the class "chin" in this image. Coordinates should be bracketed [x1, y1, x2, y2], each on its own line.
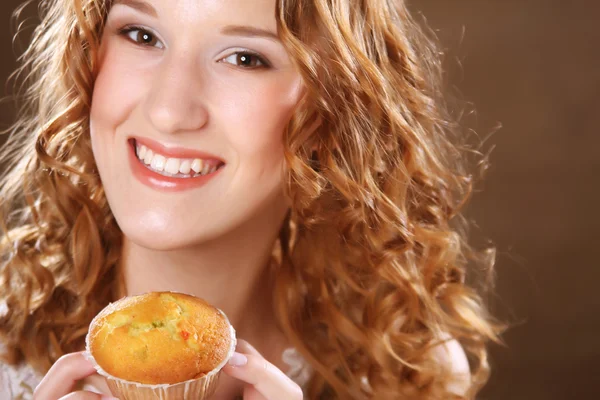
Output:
[115, 213, 235, 252]
[125, 232, 188, 251]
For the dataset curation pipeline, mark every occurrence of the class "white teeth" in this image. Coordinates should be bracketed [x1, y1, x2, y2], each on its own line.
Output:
[179, 160, 191, 174]
[164, 158, 181, 174]
[134, 141, 220, 177]
[138, 144, 147, 160]
[201, 163, 210, 175]
[191, 159, 203, 174]
[143, 149, 154, 165]
[151, 154, 166, 171]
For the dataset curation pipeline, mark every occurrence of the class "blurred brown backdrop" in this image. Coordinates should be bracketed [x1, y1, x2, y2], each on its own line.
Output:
[1, 1, 598, 399]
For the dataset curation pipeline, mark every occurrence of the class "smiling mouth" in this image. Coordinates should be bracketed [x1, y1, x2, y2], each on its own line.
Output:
[130, 139, 225, 179]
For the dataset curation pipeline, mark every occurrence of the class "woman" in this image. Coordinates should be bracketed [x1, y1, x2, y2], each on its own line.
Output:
[0, 0, 501, 398]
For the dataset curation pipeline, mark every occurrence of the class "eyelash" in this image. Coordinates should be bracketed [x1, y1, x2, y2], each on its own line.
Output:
[117, 25, 271, 69]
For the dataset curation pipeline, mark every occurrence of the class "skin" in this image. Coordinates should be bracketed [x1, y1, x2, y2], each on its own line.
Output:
[33, 0, 471, 398]
[36, 0, 303, 398]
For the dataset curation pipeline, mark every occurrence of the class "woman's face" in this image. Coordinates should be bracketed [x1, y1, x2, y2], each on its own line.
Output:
[90, 0, 302, 249]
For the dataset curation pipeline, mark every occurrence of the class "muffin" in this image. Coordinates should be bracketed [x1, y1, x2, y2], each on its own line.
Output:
[85, 291, 236, 399]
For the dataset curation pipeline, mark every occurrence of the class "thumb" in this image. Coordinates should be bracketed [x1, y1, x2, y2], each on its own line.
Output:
[59, 392, 118, 399]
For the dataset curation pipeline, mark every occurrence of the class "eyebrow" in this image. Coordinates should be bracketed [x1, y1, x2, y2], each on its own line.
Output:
[111, 1, 279, 42]
[112, 0, 157, 18]
[221, 25, 280, 42]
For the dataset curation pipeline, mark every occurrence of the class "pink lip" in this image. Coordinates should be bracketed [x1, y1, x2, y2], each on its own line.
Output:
[131, 136, 225, 163]
[127, 139, 224, 193]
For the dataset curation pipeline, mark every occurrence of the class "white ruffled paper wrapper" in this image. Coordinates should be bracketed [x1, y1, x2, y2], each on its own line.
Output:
[84, 307, 237, 400]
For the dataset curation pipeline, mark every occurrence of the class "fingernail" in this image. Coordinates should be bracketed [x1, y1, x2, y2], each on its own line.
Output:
[228, 352, 248, 366]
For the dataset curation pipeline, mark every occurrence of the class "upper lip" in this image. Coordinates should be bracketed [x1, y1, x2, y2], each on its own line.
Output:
[130, 136, 225, 162]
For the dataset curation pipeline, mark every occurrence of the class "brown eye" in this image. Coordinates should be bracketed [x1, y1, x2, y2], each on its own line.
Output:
[236, 54, 259, 67]
[136, 30, 156, 45]
[222, 52, 269, 69]
[122, 27, 164, 49]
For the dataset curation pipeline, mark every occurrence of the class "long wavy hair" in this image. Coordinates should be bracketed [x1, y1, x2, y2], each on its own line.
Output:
[0, 0, 502, 398]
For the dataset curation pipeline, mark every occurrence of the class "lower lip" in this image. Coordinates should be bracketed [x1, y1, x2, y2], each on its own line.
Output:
[127, 140, 223, 193]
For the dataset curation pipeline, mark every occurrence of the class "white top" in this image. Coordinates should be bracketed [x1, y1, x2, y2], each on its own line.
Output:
[0, 347, 313, 399]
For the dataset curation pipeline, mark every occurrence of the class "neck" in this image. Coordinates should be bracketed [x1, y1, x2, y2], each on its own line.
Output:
[119, 202, 289, 345]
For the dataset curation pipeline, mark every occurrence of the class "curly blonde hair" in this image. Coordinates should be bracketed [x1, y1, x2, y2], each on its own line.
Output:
[0, 0, 502, 398]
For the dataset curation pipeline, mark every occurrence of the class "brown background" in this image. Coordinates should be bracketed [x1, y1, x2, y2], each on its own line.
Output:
[1, 1, 598, 399]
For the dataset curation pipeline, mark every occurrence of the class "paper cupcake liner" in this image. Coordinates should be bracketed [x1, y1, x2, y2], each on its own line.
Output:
[103, 371, 220, 400]
[85, 303, 237, 400]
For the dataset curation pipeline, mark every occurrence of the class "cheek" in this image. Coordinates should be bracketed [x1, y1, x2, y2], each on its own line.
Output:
[215, 74, 301, 162]
[90, 44, 149, 139]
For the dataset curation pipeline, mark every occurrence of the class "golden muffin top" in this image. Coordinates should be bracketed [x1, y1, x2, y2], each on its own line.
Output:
[87, 291, 235, 385]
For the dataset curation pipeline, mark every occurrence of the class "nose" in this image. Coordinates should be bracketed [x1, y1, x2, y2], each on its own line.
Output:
[144, 55, 209, 134]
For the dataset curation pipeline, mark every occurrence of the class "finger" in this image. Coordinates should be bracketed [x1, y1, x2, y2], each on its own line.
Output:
[243, 385, 267, 400]
[59, 391, 117, 400]
[223, 353, 303, 400]
[33, 352, 99, 400]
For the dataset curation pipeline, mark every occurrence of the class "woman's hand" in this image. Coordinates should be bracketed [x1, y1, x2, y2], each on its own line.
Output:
[222, 340, 303, 400]
[33, 352, 117, 400]
[34, 343, 303, 400]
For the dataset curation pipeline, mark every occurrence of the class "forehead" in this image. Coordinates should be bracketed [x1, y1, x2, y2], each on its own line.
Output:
[111, 0, 278, 29]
